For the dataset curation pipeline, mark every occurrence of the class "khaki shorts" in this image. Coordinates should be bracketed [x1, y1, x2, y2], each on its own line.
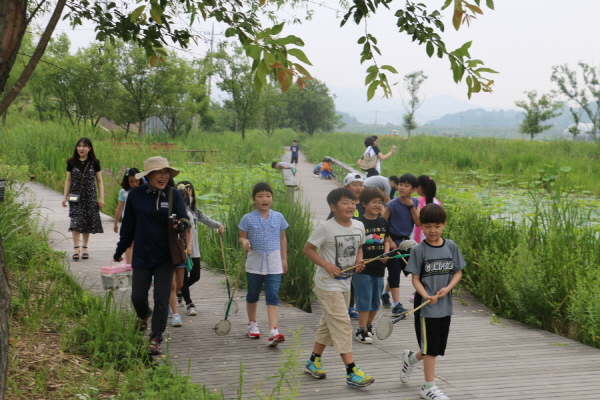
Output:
[313, 287, 353, 354]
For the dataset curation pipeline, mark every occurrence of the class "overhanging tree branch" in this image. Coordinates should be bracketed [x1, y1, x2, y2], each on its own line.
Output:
[0, 0, 66, 115]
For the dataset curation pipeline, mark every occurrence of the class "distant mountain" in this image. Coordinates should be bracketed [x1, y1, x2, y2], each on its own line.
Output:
[425, 103, 594, 130]
[337, 111, 362, 125]
[329, 85, 480, 124]
[426, 108, 523, 128]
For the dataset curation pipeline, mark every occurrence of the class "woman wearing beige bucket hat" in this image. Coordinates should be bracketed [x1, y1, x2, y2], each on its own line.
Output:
[113, 156, 190, 355]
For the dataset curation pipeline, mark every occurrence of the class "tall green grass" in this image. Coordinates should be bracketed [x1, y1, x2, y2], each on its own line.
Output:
[0, 119, 298, 220]
[302, 132, 600, 195]
[445, 182, 600, 348]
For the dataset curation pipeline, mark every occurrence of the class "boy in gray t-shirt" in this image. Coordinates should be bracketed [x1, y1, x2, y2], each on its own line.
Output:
[401, 204, 465, 400]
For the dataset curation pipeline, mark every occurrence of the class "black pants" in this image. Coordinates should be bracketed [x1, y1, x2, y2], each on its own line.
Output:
[131, 263, 174, 341]
[181, 257, 201, 305]
[365, 168, 379, 177]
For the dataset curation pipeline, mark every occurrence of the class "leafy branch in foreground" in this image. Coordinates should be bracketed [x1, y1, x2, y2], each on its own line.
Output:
[342, 0, 498, 100]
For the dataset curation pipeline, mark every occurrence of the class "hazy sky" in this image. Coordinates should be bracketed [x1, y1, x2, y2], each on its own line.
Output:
[47, 0, 600, 110]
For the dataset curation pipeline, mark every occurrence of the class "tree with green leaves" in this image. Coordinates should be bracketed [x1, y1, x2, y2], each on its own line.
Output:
[401, 71, 427, 138]
[285, 78, 342, 135]
[213, 45, 262, 140]
[514, 91, 562, 140]
[551, 63, 600, 140]
[0, 0, 497, 118]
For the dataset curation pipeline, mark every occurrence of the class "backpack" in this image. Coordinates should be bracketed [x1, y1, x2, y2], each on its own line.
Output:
[357, 147, 377, 171]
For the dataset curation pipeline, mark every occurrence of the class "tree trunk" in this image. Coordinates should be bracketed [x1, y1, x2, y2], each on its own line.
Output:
[0, 0, 67, 116]
[0, 236, 10, 400]
[0, 0, 27, 95]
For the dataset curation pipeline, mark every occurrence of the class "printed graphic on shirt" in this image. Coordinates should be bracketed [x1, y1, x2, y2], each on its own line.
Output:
[364, 227, 386, 252]
[422, 258, 454, 276]
[160, 201, 169, 208]
[335, 234, 362, 280]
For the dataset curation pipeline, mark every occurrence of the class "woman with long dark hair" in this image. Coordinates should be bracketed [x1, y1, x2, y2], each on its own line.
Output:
[361, 135, 395, 177]
[61, 137, 104, 260]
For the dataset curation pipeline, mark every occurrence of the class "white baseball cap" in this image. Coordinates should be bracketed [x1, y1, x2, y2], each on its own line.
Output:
[344, 173, 365, 186]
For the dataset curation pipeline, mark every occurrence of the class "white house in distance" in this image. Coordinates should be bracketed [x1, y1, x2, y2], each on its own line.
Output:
[562, 123, 596, 141]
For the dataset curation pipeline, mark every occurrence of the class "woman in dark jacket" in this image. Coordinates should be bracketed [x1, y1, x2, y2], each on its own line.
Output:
[113, 156, 189, 355]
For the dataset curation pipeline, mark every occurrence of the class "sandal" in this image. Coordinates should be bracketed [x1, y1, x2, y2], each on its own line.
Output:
[81, 246, 89, 260]
[72, 246, 80, 261]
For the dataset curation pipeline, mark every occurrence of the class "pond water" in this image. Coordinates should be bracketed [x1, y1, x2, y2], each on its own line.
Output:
[444, 183, 600, 227]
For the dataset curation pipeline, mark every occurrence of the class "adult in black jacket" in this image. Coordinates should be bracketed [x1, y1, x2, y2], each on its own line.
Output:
[113, 156, 189, 355]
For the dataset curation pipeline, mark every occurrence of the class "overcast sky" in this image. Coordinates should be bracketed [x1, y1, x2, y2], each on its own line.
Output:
[47, 0, 600, 110]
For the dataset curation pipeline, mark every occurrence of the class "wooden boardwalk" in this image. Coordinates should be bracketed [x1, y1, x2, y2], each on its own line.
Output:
[21, 151, 600, 400]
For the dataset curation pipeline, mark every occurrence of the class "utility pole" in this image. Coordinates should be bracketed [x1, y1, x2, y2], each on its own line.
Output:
[204, 24, 222, 100]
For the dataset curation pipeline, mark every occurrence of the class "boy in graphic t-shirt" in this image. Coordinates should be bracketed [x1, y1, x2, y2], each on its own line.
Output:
[401, 204, 465, 400]
[303, 187, 374, 388]
[354, 187, 393, 344]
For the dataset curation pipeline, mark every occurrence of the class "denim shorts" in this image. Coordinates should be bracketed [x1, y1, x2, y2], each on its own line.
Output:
[353, 273, 384, 312]
[246, 272, 282, 306]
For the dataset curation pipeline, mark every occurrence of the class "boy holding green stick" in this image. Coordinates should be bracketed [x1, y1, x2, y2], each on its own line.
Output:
[303, 187, 374, 388]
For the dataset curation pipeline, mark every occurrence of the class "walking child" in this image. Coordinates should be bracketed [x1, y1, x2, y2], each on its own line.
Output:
[169, 188, 193, 327]
[239, 182, 288, 346]
[381, 173, 420, 316]
[289, 139, 299, 168]
[409, 175, 442, 302]
[412, 175, 442, 244]
[176, 181, 224, 316]
[326, 173, 367, 319]
[354, 187, 393, 344]
[303, 187, 374, 387]
[113, 167, 143, 264]
[401, 204, 465, 400]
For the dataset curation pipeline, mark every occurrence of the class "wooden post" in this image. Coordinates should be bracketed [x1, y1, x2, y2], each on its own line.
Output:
[0, 235, 9, 400]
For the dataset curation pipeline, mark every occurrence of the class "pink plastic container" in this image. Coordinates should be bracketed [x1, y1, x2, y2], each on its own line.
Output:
[100, 261, 132, 291]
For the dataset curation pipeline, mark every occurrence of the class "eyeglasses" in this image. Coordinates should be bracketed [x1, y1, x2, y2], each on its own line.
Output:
[154, 170, 171, 176]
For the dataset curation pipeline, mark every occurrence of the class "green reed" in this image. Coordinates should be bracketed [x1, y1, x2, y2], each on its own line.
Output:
[445, 179, 600, 348]
[301, 132, 600, 195]
[1, 168, 225, 398]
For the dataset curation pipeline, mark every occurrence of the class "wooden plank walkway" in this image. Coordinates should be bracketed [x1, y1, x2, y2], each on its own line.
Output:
[20, 150, 600, 400]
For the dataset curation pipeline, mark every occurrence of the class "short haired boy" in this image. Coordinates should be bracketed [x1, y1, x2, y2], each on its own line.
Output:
[289, 140, 299, 167]
[326, 173, 366, 220]
[354, 187, 393, 344]
[271, 161, 296, 176]
[382, 173, 420, 316]
[326, 172, 366, 320]
[303, 187, 375, 387]
[388, 175, 399, 199]
[401, 204, 465, 400]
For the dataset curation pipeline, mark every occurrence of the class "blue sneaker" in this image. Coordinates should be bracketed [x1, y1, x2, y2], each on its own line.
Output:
[172, 313, 182, 327]
[381, 292, 392, 308]
[392, 303, 408, 317]
[304, 357, 326, 379]
[346, 366, 374, 387]
[348, 307, 359, 319]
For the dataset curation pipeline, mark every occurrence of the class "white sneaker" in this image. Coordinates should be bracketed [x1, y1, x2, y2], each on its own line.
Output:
[186, 304, 197, 316]
[267, 329, 285, 346]
[421, 385, 449, 400]
[355, 329, 373, 344]
[247, 321, 261, 338]
[401, 349, 417, 383]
